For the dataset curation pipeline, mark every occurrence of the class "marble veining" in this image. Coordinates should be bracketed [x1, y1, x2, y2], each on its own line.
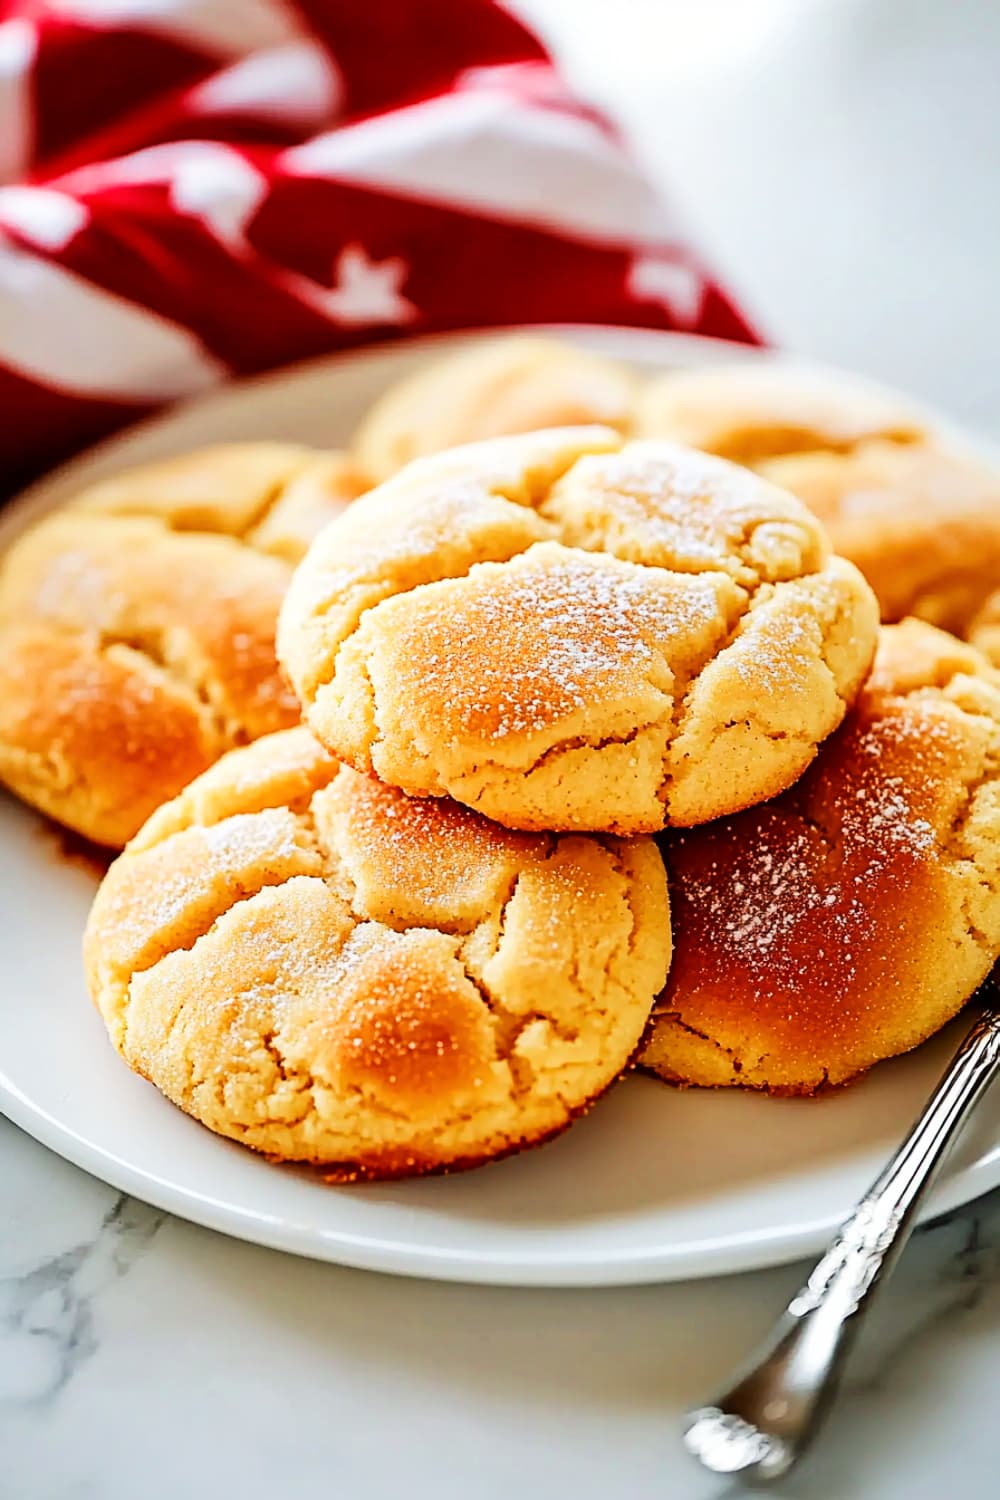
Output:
[2, 1116, 1000, 1500]
[1, 1192, 164, 1410]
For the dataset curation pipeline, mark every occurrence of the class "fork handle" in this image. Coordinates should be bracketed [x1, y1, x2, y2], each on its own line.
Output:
[688, 1006, 1000, 1480]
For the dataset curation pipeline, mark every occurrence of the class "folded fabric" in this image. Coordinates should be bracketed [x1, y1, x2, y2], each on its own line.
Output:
[0, 0, 757, 490]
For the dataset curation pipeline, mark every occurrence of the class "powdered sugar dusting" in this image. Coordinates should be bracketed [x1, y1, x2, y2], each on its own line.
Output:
[318, 769, 530, 926]
[665, 703, 947, 1002]
[100, 808, 318, 977]
[400, 545, 729, 740]
[730, 569, 852, 695]
[200, 807, 304, 862]
[732, 610, 818, 695]
[550, 443, 817, 584]
[295, 487, 541, 617]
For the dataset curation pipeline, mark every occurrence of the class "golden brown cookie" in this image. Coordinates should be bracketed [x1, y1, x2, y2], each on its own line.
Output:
[641, 620, 1000, 1094]
[84, 726, 671, 1180]
[634, 361, 1000, 665]
[758, 441, 1000, 635]
[279, 427, 879, 834]
[353, 336, 636, 482]
[633, 362, 930, 463]
[0, 444, 368, 847]
[969, 589, 1000, 667]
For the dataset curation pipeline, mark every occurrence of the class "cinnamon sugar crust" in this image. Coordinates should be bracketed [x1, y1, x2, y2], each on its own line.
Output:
[641, 620, 1000, 1093]
[84, 727, 671, 1178]
[279, 428, 879, 834]
[0, 444, 368, 846]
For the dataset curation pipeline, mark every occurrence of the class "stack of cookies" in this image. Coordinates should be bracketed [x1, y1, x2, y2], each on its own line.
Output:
[3, 335, 999, 1182]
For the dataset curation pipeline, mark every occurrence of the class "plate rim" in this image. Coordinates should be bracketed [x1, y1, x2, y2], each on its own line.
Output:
[3, 1057, 997, 1286]
[2, 322, 997, 1286]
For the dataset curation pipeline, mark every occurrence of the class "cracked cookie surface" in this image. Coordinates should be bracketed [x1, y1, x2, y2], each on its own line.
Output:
[83, 726, 671, 1179]
[279, 427, 879, 834]
[642, 620, 1000, 1094]
[353, 335, 636, 483]
[632, 360, 1000, 644]
[0, 444, 368, 846]
[758, 442, 1000, 636]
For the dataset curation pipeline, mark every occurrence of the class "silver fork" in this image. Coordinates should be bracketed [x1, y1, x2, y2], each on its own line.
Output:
[683, 998, 1000, 1483]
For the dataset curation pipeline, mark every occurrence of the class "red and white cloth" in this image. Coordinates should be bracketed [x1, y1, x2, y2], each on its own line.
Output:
[0, 0, 758, 490]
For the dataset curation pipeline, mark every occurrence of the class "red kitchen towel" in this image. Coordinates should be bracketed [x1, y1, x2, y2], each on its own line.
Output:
[0, 0, 758, 490]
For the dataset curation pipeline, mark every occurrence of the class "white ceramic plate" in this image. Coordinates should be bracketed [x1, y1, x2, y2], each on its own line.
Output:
[2, 326, 998, 1287]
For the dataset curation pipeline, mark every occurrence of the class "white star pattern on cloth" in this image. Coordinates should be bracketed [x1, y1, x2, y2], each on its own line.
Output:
[304, 242, 417, 326]
[627, 254, 705, 326]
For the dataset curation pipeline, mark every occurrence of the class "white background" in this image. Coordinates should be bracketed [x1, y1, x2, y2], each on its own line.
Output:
[518, 0, 1000, 433]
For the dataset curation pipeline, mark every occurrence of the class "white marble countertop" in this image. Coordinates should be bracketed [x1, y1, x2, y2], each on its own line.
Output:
[2, 1112, 999, 1500]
